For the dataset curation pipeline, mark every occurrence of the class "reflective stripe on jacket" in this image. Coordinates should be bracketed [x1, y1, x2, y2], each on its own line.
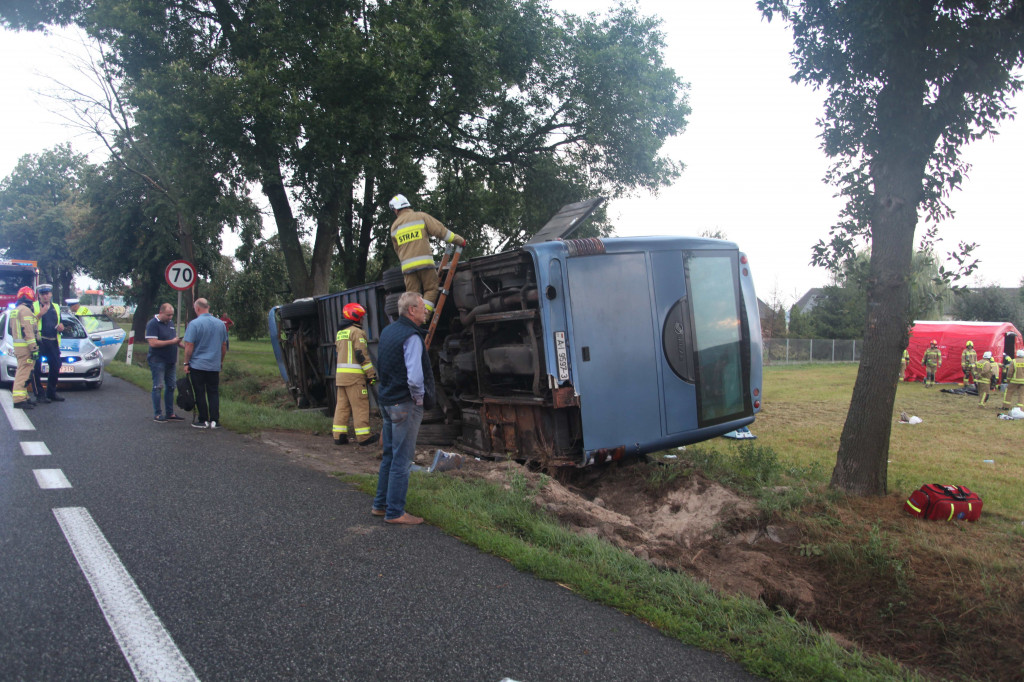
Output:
[335, 323, 375, 386]
[389, 209, 462, 274]
[1010, 358, 1024, 384]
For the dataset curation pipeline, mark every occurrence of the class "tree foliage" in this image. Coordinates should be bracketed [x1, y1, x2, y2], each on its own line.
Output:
[760, 0, 1024, 495]
[4, 0, 689, 299]
[0, 144, 90, 301]
[950, 284, 1024, 331]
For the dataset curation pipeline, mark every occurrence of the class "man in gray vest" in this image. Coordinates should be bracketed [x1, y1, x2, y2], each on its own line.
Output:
[372, 291, 431, 525]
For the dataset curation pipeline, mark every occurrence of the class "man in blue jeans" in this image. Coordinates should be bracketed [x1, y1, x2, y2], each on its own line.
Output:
[373, 291, 432, 525]
[145, 303, 184, 422]
[183, 297, 229, 429]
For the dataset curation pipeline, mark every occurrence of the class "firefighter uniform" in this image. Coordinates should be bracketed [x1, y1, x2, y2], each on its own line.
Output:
[1001, 352, 1024, 410]
[389, 209, 463, 316]
[960, 343, 977, 386]
[922, 343, 942, 387]
[332, 320, 377, 444]
[974, 354, 1000, 406]
[899, 349, 909, 382]
[12, 299, 39, 407]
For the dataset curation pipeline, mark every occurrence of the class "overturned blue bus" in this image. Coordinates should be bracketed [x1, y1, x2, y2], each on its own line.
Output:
[270, 199, 762, 468]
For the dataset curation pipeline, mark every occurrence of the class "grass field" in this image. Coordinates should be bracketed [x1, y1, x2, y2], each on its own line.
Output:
[105, 340, 1024, 680]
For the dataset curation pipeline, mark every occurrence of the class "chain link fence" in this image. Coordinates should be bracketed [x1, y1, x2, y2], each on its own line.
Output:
[763, 338, 862, 364]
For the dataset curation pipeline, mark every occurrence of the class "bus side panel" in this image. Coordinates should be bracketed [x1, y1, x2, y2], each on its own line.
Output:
[566, 252, 663, 453]
[649, 250, 700, 435]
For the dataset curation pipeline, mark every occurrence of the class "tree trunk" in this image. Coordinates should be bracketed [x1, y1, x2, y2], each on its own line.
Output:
[830, 158, 924, 495]
[262, 164, 313, 298]
[130, 285, 158, 346]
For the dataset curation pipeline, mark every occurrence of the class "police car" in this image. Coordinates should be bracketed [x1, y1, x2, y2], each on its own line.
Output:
[0, 307, 126, 389]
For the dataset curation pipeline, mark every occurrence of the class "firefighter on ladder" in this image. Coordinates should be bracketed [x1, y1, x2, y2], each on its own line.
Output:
[960, 340, 977, 387]
[388, 194, 465, 321]
[11, 286, 39, 409]
[333, 303, 379, 446]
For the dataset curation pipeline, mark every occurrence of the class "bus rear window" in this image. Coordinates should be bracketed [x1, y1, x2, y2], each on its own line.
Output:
[685, 253, 749, 425]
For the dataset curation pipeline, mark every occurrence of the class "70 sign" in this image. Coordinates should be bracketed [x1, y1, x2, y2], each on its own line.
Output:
[165, 260, 196, 291]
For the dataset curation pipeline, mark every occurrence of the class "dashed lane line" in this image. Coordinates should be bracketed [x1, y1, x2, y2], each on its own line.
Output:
[33, 469, 72, 489]
[21, 441, 51, 456]
[0, 390, 35, 431]
[53, 507, 200, 682]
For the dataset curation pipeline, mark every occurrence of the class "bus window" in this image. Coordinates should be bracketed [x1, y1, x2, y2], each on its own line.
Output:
[685, 252, 750, 426]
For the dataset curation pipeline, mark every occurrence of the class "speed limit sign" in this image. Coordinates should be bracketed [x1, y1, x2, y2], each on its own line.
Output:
[165, 259, 196, 291]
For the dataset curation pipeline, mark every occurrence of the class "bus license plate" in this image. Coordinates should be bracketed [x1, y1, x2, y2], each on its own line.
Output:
[554, 331, 569, 382]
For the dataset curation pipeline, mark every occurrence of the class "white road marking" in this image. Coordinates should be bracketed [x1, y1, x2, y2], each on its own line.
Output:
[33, 469, 72, 489]
[53, 507, 200, 682]
[21, 441, 51, 456]
[0, 390, 35, 431]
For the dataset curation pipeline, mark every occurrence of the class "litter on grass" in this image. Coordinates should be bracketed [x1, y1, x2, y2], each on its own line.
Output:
[722, 426, 756, 439]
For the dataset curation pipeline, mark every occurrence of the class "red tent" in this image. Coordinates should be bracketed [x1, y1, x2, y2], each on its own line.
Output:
[904, 321, 1023, 384]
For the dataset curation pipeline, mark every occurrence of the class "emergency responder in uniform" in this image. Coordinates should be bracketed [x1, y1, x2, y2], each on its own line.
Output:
[1001, 349, 1024, 411]
[33, 283, 66, 403]
[974, 351, 999, 407]
[960, 340, 977, 387]
[11, 287, 39, 409]
[899, 348, 909, 382]
[388, 194, 465, 320]
[332, 303, 379, 446]
[67, 298, 98, 332]
[922, 340, 942, 387]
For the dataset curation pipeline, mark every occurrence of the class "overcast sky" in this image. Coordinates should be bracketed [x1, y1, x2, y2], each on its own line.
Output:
[2, 1, 1022, 304]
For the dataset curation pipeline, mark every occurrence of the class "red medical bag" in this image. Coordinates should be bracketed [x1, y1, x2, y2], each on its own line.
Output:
[904, 484, 982, 522]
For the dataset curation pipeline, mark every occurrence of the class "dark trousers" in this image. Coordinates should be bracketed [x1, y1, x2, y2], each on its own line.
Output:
[35, 338, 62, 397]
[190, 368, 221, 423]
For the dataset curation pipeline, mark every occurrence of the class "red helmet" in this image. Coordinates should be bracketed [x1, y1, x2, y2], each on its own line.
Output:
[343, 302, 366, 322]
[17, 286, 35, 301]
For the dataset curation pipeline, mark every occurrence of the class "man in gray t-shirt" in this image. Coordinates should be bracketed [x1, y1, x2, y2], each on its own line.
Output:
[183, 297, 228, 429]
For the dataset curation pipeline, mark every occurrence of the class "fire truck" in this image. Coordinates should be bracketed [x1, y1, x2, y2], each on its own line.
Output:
[0, 258, 39, 308]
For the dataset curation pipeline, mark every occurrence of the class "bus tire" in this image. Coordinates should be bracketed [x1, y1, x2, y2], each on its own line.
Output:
[279, 298, 317, 321]
[382, 267, 405, 293]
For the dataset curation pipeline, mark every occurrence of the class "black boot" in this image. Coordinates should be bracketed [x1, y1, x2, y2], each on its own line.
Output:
[358, 433, 380, 446]
[334, 435, 349, 445]
[13, 401, 33, 409]
[48, 393, 65, 402]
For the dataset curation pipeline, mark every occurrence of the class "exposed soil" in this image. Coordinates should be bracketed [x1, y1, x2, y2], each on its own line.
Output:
[253, 429, 1023, 681]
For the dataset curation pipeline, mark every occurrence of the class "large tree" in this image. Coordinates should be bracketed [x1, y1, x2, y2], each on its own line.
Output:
[761, 0, 1024, 494]
[0, 144, 91, 301]
[4, 0, 689, 297]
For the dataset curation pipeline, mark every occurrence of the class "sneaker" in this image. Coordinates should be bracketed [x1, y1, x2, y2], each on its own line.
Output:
[209, 421, 219, 429]
[154, 415, 167, 423]
[191, 421, 209, 429]
[166, 414, 185, 422]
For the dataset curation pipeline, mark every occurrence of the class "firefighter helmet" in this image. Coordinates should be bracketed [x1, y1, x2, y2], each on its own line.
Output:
[966, 340, 973, 347]
[388, 194, 411, 211]
[983, 351, 993, 359]
[1017, 349, 1024, 358]
[343, 302, 366, 322]
[17, 286, 35, 301]
[931, 339, 938, 345]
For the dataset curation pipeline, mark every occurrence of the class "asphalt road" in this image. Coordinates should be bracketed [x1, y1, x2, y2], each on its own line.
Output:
[1, 374, 761, 682]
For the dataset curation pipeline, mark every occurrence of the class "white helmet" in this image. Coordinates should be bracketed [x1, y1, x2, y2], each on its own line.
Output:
[983, 351, 993, 359]
[389, 194, 411, 211]
[1017, 349, 1024, 358]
